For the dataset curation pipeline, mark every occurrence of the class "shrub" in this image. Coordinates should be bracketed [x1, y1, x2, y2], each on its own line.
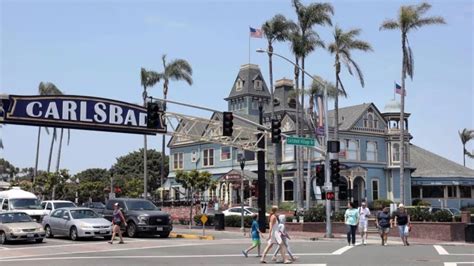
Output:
[407, 207, 432, 222]
[304, 205, 326, 222]
[278, 202, 297, 211]
[224, 215, 253, 227]
[334, 210, 345, 222]
[412, 199, 431, 206]
[461, 207, 474, 214]
[194, 214, 215, 226]
[178, 218, 190, 225]
[373, 199, 393, 210]
[432, 210, 452, 222]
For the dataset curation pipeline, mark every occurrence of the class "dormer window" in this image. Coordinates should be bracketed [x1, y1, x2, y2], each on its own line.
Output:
[288, 98, 296, 108]
[254, 80, 262, 90]
[273, 98, 280, 107]
[365, 110, 375, 128]
[236, 79, 243, 91]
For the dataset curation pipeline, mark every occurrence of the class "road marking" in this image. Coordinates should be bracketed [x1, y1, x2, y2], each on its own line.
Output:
[435, 245, 450, 255]
[444, 263, 474, 266]
[0, 247, 9, 250]
[332, 245, 353, 255]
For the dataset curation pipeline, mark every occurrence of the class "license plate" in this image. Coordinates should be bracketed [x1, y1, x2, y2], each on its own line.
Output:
[99, 230, 107, 234]
[156, 227, 163, 231]
[27, 234, 34, 238]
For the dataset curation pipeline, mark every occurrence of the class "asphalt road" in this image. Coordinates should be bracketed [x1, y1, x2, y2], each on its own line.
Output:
[0, 230, 473, 266]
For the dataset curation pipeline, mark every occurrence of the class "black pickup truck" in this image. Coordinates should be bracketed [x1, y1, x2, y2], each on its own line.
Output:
[103, 198, 172, 238]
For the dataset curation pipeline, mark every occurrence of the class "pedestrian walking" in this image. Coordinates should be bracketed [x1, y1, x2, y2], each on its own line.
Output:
[109, 202, 127, 244]
[260, 206, 291, 264]
[344, 202, 359, 246]
[376, 206, 391, 246]
[242, 214, 263, 257]
[271, 214, 296, 262]
[358, 202, 371, 245]
[392, 203, 411, 246]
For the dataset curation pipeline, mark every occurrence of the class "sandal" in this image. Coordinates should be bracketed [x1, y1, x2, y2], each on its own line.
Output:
[108, 241, 113, 244]
[260, 260, 267, 263]
[118, 241, 125, 244]
[284, 260, 293, 264]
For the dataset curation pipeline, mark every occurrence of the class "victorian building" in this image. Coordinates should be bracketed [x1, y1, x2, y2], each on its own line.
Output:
[165, 64, 474, 209]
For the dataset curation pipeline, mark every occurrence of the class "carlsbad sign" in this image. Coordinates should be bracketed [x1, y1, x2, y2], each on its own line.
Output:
[0, 95, 166, 135]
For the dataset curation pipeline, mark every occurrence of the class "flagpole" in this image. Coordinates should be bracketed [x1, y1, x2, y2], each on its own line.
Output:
[248, 26, 251, 66]
[393, 81, 396, 100]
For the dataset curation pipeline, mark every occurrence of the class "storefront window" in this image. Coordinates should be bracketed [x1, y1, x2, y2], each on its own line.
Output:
[284, 180, 294, 201]
[460, 186, 472, 198]
[422, 186, 444, 198]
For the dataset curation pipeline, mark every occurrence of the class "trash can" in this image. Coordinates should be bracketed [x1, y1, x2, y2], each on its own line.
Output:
[465, 223, 474, 243]
[215, 213, 225, 231]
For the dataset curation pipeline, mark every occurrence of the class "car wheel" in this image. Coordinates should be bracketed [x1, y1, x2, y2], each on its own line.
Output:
[0, 231, 6, 245]
[35, 238, 44, 243]
[126, 222, 137, 238]
[158, 231, 170, 238]
[45, 225, 53, 238]
[70, 226, 79, 241]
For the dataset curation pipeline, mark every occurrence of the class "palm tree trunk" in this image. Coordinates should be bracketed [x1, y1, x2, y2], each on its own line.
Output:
[143, 85, 148, 200]
[399, 36, 407, 205]
[47, 129, 56, 173]
[268, 43, 279, 206]
[161, 91, 167, 203]
[463, 144, 466, 166]
[55, 128, 64, 173]
[34, 127, 41, 186]
[294, 58, 301, 209]
[299, 56, 306, 208]
[334, 76, 339, 141]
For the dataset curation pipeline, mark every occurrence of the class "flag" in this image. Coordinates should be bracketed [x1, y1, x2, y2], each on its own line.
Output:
[249, 27, 263, 38]
[395, 82, 406, 96]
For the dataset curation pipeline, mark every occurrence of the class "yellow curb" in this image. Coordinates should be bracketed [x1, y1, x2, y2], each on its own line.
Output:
[170, 232, 215, 240]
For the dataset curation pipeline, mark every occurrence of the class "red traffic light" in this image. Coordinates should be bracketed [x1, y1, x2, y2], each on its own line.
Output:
[326, 191, 335, 200]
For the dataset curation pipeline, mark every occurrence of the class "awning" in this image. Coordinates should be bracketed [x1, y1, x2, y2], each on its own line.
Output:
[411, 179, 474, 186]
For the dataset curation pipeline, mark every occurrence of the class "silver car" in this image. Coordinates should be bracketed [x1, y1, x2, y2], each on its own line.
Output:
[0, 211, 46, 244]
[42, 207, 112, 241]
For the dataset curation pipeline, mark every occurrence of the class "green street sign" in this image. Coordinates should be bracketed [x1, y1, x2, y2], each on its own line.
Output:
[286, 136, 315, 147]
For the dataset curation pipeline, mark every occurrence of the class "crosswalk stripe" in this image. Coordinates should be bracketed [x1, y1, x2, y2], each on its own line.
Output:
[434, 245, 450, 255]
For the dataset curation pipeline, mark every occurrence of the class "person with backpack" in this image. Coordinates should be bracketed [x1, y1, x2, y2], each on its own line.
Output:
[376, 206, 391, 246]
[344, 202, 360, 246]
[392, 203, 411, 246]
[358, 202, 371, 245]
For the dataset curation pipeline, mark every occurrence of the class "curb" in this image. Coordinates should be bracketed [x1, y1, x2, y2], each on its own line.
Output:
[170, 232, 215, 240]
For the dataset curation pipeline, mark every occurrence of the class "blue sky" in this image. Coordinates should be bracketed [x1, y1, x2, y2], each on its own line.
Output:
[1, 0, 473, 174]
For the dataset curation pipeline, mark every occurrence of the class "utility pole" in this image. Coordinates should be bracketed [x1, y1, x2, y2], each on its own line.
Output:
[257, 101, 266, 232]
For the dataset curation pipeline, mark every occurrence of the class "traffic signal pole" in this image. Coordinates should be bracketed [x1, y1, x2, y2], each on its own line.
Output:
[323, 83, 333, 238]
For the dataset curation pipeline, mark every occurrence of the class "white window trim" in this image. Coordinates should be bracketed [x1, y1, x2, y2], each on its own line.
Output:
[202, 148, 214, 167]
[236, 79, 243, 91]
[367, 113, 374, 128]
[254, 80, 262, 90]
[347, 139, 360, 161]
[392, 143, 400, 163]
[366, 141, 378, 162]
[220, 146, 232, 161]
[372, 179, 379, 201]
[173, 153, 183, 170]
[283, 179, 294, 202]
[281, 140, 295, 162]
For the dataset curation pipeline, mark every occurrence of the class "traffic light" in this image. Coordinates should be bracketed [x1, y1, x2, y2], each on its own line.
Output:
[223, 112, 234, 136]
[271, 119, 281, 143]
[316, 165, 325, 186]
[147, 102, 160, 128]
[330, 159, 340, 186]
[326, 191, 335, 200]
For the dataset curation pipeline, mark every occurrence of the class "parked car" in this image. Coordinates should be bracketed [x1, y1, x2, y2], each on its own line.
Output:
[42, 207, 112, 241]
[103, 198, 172, 238]
[0, 211, 46, 244]
[222, 206, 268, 217]
[81, 202, 106, 214]
[431, 207, 461, 217]
[41, 200, 77, 215]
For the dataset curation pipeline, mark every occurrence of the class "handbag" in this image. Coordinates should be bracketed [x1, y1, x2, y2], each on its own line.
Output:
[408, 224, 412, 232]
[404, 224, 410, 235]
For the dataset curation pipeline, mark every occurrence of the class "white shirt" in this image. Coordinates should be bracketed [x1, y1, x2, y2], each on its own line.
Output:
[359, 207, 371, 223]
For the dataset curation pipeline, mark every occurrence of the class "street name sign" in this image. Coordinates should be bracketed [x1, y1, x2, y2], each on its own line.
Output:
[287, 136, 315, 147]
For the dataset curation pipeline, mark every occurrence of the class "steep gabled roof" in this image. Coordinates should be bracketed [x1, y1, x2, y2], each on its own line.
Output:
[225, 64, 270, 100]
[327, 103, 370, 131]
[410, 144, 474, 178]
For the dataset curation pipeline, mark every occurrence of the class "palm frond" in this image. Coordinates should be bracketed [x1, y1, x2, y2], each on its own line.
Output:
[412, 17, 446, 29]
[459, 128, 474, 144]
[349, 40, 373, 52]
[380, 19, 399, 30]
[415, 2, 432, 15]
[337, 75, 347, 97]
[348, 57, 365, 87]
[306, 2, 334, 26]
[262, 14, 295, 42]
[466, 149, 474, 159]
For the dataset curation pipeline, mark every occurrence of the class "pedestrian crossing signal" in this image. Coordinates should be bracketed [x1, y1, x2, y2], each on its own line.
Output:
[326, 191, 335, 200]
[316, 165, 325, 186]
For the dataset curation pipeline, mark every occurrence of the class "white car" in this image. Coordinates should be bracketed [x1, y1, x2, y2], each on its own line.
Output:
[41, 200, 77, 215]
[222, 206, 268, 217]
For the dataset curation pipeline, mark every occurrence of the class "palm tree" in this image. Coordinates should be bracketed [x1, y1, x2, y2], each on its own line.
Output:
[459, 128, 474, 166]
[262, 14, 294, 205]
[55, 126, 71, 173]
[292, 0, 332, 208]
[328, 26, 372, 140]
[140, 67, 161, 199]
[380, 2, 445, 204]
[158, 55, 193, 198]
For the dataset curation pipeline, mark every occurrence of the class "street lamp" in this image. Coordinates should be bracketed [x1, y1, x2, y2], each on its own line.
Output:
[75, 177, 80, 204]
[239, 154, 246, 234]
[256, 48, 333, 237]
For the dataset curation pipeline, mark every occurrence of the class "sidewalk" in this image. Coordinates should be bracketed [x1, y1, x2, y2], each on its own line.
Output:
[172, 224, 472, 246]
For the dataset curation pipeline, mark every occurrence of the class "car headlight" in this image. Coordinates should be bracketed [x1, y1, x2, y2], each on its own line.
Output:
[138, 215, 148, 225]
[80, 223, 93, 229]
[9, 228, 22, 233]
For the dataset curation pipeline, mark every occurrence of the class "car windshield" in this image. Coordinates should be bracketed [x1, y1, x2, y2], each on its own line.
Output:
[10, 199, 42, 210]
[1, 212, 33, 223]
[55, 202, 76, 209]
[92, 203, 105, 208]
[246, 208, 258, 213]
[70, 209, 100, 219]
[127, 200, 157, 211]
[449, 208, 461, 215]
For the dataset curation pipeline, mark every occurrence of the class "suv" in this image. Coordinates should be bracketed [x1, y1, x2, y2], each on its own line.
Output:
[41, 200, 77, 216]
[82, 202, 106, 214]
[103, 198, 172, 238]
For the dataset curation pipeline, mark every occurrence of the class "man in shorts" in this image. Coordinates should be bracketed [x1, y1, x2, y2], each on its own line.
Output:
[358, 202, 371, 245]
